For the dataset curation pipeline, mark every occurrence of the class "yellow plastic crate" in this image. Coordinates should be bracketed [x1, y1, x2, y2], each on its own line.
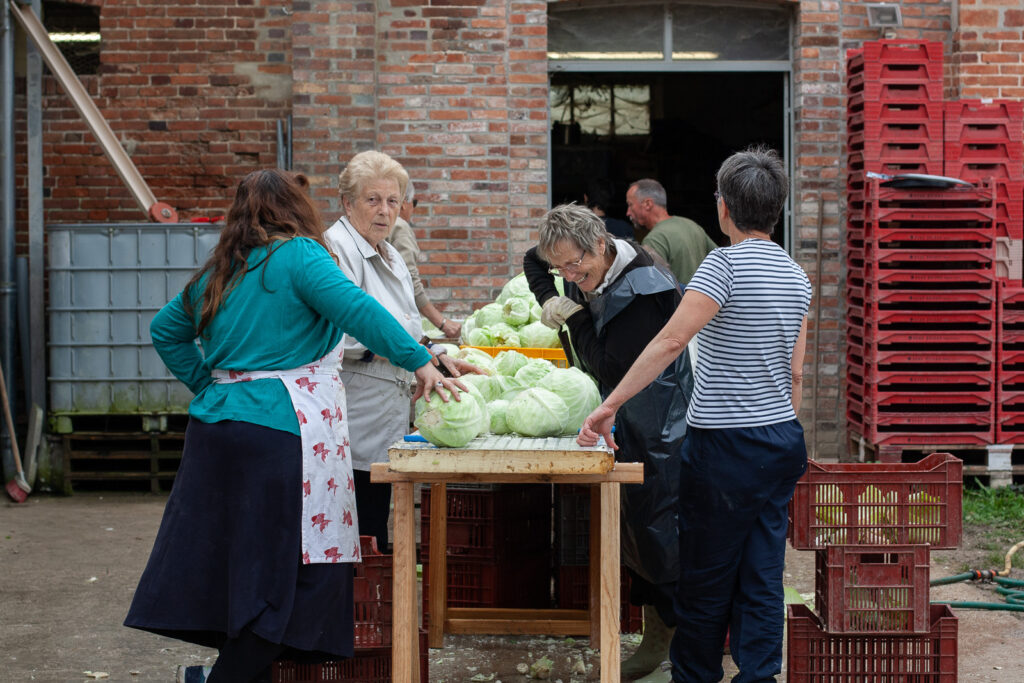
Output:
[462, 345, 569, 368]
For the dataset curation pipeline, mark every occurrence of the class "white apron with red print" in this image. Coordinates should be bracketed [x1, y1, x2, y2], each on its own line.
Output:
[212, 343, 361, 565]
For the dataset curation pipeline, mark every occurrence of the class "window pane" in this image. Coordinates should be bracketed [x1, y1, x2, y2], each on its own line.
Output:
[548, 4, 664, 61]
[613, 85, 650, 136]
[671, 4, 790, 61]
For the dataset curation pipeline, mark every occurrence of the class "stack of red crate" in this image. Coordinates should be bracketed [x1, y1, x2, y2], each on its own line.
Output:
[845, 41, 945, 441]
[848, 179, 999, 446]
[552, 485, 642, 633]
[271, 536, 428, 683]
[420, 484, 551, 622]
[786, 454, 963, 681]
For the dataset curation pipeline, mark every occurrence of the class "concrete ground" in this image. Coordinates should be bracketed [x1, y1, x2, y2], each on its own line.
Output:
[2, 491, 1023, 682]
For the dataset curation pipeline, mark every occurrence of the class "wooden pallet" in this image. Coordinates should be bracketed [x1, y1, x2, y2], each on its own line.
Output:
[61, 427, 186, 493]
[848, 430, 1024, 486]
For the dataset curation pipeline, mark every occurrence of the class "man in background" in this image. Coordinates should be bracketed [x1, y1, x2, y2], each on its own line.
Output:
[388, 180, 462, 340]
[626, 178, 717, 286]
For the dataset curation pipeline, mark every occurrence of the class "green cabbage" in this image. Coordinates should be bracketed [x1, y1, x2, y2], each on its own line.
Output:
[538, 367, 601, 434]
[474, 302, 505, 328]
[454, 347, 496, 371]
[518, 321, 561, 349]
[496, 273, 533, 305]
[502, 297, 532, 326]
[529, 300, 543, 324]
[487, 399, 511, 435]
[466, 327, 494, 347]
[488, 323, 521, 347]
[494, 349, 529, 377]
[514, 358, 555, 386]
[506, 387, 569, 437]
[413, 387, 485, 447]
[458, 373, 507, 403]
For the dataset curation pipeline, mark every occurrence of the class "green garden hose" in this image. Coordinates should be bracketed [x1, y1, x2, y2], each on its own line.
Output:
[930, 541, 1024, 612]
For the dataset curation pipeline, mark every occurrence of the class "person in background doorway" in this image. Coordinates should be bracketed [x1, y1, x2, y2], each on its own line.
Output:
[585, 177, 633, 239]
[626, 178, 717, 286]
[125, 169, 459, 683]
[522, 203, 693, 680]
[387, 179, 462, 340]
[323, 151, 477, 554]
[581, 146, 811, 683]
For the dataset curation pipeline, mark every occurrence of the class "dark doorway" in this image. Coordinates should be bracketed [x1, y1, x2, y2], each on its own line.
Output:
[550, 71, 786, 248]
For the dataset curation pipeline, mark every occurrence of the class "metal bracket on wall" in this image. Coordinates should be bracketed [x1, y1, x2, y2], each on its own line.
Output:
[8, 0, 178, 223]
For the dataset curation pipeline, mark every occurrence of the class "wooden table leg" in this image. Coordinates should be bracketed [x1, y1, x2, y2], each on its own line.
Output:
[428, 483, 447, 648]
[588, 484, 601, 646]
[392, 481, 418, 683]
[599, 481, 621, 682]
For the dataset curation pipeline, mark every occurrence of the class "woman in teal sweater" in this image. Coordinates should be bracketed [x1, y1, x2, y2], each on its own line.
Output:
[125, 169, 458, 683]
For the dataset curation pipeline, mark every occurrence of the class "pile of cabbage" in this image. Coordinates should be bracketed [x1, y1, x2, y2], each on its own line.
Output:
[459, 273, 562, 349]
[412, 347, 601, 448]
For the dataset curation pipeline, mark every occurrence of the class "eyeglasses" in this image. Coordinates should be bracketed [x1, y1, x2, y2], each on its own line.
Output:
[548, 250, 586, 276]
[411, 198, 418, 208]
[714, 191, 721, 203]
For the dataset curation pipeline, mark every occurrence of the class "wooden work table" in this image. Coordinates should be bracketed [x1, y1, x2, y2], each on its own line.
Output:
[371, 435, 644, 683]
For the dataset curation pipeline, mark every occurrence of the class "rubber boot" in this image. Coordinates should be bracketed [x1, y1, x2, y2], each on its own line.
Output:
[621, 605, 674, 680]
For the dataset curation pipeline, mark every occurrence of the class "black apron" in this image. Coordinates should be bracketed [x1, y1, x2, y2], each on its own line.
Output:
[590, 265, 693, 586]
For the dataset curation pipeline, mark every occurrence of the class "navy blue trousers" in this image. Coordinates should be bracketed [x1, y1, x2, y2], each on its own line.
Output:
[670, 420, 807, 683]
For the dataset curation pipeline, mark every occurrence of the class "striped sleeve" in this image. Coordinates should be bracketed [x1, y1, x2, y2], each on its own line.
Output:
[685, 248, 732, 306]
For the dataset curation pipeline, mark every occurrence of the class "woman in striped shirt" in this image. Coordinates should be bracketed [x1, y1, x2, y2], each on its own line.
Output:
[580, 146, 811, 683]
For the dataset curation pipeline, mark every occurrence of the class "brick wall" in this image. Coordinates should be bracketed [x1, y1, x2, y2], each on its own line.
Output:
[11, 0, 1024, 456]
[291, 0, 549, 312]
[952, 0, 1024, 99]
[14, 0, 292, 226]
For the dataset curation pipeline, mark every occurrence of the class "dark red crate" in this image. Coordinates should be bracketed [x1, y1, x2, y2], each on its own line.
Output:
[863, 287, 995, 310]
[865, 370, 994, 393]
[863, 267, 996, 293]
[998, 370, 1024, 409]
[861, 413, 994, 447]
[869, 227, 995, 250]
[420, 484, 550, 561]
[997, 412, 1024, 442]
[271, 631, 429, 683]
[846, 115, 942, 144]
[944, 99, 1024, 143]
[786, 603, 958, 683]
[861, 310, 995, 334]
[848, 150, 943, 177]
[555, 484, 591, 565]
[857, 353, 995, 380]
[847, 78, 943, 104]
[856, 40, 944, 68]
[872, 179, 996, 208]
[815, 545, 931, 633]
[555, 564, 642, 633]
[868, 205, 995, 226]
[864, 392, 993, 413]
[945, 140, 1024, 164]
[847, 99, 944, 127]
[945, 158, 1022, 181]
[788, 451, 963, 550]
[861, 328, 994, 355]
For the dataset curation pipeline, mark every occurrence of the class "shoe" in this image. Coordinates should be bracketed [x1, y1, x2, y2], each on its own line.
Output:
[176, 665, 212, 683]
[621, 605, 675, 680]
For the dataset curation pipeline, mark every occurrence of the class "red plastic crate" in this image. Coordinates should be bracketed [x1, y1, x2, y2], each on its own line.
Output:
[997, 412, 1024, 443]
[555, 564, 642, 633]
[861, 329, 994, 357]
[848, 150, 943, 176]
[862, 267, 996, 293]
[856, 40, 944, 68]
[872, 180, 996, 209]
[944, 158, 1022, 181]
[846, 115, 942, 144]
[945, 140, 1024, 164]
[944, 99, 1024, 142]
[353, 536, 394, 648]
[271, 630, 428, 683]
[815, 545, 931, 633]
[787, 452, 963, 550]
[786, 603, 958, 683]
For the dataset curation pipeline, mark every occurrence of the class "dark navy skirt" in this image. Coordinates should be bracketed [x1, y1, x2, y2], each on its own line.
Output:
[124, 419, 354, 658]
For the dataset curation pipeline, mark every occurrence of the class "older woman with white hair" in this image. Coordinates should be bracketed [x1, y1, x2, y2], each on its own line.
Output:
[324, 151, 473, 553]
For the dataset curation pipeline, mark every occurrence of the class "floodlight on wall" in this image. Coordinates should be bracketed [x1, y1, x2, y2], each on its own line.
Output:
[866, 4, 903, 28]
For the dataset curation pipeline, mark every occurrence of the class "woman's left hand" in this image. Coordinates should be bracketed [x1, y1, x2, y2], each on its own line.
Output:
[578, 402, 618, 450]
[413, 362, 467, 403]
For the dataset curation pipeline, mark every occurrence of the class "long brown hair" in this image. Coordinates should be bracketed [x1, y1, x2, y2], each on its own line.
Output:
[183, 169, 327, 337]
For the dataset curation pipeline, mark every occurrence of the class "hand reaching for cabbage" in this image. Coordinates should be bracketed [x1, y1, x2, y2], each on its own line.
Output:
[412, 362, 467, 404]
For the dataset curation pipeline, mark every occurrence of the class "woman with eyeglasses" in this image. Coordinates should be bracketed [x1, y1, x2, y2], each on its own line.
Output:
[580, 146, 811, 682]
[522, 203, 696, 680]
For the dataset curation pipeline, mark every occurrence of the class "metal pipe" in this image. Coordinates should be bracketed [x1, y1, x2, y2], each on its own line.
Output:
[8, 1, 177, 223]
[1, 0, 18, 480]
[27, 0, 44, 417]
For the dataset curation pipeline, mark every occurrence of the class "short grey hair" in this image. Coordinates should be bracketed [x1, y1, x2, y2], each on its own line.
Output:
[537, 203, 612, 262]
[629, 178, 667, 208]
[716, 145, 788, 235]
[404, 178, 415, 203]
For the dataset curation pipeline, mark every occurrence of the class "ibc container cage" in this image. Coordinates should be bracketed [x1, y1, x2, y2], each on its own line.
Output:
[47, 223, 220, 423]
